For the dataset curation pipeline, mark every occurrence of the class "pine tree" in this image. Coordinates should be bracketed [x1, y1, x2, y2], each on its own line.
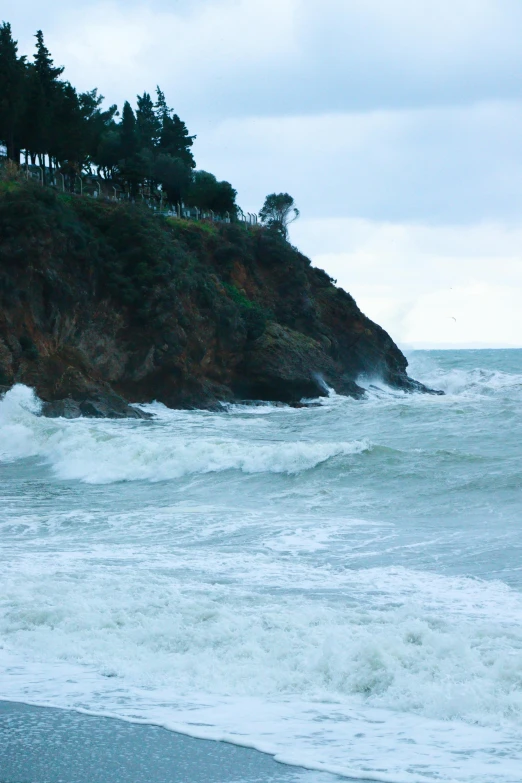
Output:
[154, 86, 196, 169]
[118, 100, 141, 193]
[33, 29, 63, 85]
[50, 82, 84, 177]
[79, 89, 118, 169]
[0, 22, 26, 161]
[159, 113, 196, 169]
[119, 101, 137, 159]
[154, 86, 171, 123]
[21, 30, 64, 177]
[136, 92, 159, 150]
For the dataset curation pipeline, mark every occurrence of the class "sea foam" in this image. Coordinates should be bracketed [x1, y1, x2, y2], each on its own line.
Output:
[0, 385, 369, 482]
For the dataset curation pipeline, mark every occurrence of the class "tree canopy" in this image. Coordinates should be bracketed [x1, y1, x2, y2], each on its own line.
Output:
[0, 21, 299, 233]
[0, 22, 232, 215]
[259, 193, 300, 238]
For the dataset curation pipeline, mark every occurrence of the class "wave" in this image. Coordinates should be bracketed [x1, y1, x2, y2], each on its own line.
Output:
[2, 557, 521, 726]
[405, 353, 522, 398]
[2, 564, 522, 782]
[0, 385, 370, 482]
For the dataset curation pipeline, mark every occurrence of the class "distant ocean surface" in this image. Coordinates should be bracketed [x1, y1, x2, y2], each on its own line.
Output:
[1, 350, 521, 783]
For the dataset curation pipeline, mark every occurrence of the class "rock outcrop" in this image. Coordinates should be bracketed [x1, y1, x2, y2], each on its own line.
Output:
[0, 181, 440, 416]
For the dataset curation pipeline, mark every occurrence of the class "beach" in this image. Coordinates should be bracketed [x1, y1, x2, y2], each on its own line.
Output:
[0, 701, 344, 783]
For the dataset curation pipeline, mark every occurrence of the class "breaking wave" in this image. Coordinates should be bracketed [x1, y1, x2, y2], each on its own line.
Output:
[0, 385, 370, 483]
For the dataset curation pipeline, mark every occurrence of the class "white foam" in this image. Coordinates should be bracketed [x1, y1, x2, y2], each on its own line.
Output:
[1, 360, 522, 783]
[2, 539, 522, 783]
[0, 385, 369, 483]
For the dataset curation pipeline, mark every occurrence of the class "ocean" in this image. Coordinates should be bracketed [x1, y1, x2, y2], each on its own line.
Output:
[0, 349, 521, 783]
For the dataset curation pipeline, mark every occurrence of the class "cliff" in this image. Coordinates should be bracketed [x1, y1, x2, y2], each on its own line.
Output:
[0, 180, 436, 417]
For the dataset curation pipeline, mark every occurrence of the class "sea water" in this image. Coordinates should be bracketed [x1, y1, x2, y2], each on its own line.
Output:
[0, 350, 521, 783]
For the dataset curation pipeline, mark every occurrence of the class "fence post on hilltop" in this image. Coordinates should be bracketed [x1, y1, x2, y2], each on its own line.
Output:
[57, 172, 65, 192]
[225, 211, 230, 224]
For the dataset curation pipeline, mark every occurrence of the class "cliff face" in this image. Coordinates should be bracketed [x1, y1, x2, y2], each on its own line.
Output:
[0, 181, 434, 416]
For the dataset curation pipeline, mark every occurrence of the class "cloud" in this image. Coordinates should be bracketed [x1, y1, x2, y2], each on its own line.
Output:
[4, 0, 521, 347]
[292, 218, 522, 347]
[195, 103, 522, 224]
[4, 0, 522, 118]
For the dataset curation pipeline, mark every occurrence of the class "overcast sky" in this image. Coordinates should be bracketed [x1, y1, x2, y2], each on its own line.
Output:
[4, 0, 522, 347]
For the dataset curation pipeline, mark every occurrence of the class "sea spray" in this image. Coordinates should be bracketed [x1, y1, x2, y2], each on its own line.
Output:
[1, 350, 522, 783]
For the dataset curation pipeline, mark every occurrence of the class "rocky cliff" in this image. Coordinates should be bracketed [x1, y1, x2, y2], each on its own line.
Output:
[0, 180, 437, 417]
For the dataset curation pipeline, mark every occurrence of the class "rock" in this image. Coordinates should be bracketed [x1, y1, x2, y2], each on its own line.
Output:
[41, 399, 82, 418]
[393, 374, 445, 396]
[236, 323, 336, 402]
[42, 394, 152, 420]
[0, 185, 442, 410]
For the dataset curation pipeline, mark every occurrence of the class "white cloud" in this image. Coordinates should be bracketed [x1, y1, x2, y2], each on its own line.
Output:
[5, 0, 522, 117]
[4, 0, 520, 348]
[195, 103, 522, 223]
[292, 218, 522, 347]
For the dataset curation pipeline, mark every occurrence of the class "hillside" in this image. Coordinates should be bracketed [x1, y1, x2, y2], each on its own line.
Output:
[0, 180, 435, 416]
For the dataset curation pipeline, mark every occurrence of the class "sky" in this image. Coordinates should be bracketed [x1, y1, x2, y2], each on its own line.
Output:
[4, 0, 522, 347]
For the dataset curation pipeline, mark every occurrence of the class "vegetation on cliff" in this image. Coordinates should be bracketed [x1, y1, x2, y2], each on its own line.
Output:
[0, 21, 437, 413]
[0, 22, 236, 215]
[0, 175, 430, 413]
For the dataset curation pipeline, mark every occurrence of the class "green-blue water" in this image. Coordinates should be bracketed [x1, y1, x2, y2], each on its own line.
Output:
[1, 350, 521, 783]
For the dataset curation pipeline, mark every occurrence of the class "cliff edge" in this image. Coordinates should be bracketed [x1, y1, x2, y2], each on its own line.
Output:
[0, 182, 437, 416]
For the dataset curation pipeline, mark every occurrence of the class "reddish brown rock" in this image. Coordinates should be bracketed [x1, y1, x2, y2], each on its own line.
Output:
[0, 182, 440, 416]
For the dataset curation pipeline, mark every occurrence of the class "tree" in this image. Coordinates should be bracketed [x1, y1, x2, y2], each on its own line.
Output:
[0, 22, 26, 161]
[49, 81, 84, 174]
[187, 170, 237, 215]
[259, 193, 299, 238]
[154, 153, 192, 205]
[78, 89, 118, 170]
[94, 130, 121, 179]
[21, 30, 64, 176]
[155, 86, 196, 169]
[119, 101, 137, 159]
[136, 91, 159, 150]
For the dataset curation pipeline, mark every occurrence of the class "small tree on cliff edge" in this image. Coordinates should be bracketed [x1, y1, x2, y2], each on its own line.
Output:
[259, 193, 299, 239]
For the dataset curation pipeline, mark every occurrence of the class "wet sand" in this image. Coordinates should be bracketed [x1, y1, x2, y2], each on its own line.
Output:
[0, 701, 346, 783]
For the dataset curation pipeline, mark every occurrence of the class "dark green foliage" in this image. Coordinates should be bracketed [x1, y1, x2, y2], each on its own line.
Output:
[118, 101, 137, 159]
[22, 31, 65, 172]
[0, 22, 26, 161]
[154, 153, 192, 204]
[156, 86, 196, 169]
[136, 92, 160, 150]
[259, 193, 299, 239]
[0, 23, 252, 222]
[95, 130, 121, 179]
[223, 283, 270, 339]
[78, 89, 117, 166]
[0, 182, 288, 343]
[187, 171, 237, 216]
[50, 82, 84, 165]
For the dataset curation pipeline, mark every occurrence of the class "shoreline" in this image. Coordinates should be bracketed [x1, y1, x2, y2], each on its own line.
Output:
[0, 700, 348, 783]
